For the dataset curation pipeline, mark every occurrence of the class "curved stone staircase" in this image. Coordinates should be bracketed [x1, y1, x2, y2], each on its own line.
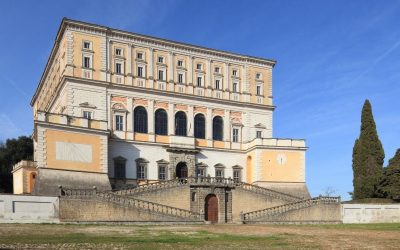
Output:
[242, 196, 341, 223]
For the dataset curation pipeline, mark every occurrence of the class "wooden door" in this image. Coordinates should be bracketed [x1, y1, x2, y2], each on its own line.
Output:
[205, 194, 218, 223]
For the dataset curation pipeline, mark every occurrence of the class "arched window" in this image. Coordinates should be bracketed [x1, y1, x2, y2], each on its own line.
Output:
[155, 109, 168, 135]
[213, 116, 223, 141]
[194, 113, 205, 139]
[134, 106, 148, 133]
[175, 111, 187, 136]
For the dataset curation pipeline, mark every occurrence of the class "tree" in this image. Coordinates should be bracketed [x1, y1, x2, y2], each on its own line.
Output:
[379, 149, 400, 199]
[0, 136, 33, 193]
[352, 100, 385, 199]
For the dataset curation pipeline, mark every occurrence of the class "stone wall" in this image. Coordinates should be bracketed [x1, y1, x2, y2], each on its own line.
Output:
[59, 198, 195, 222]
[133, 185, 191, 210]
[0, 194, 59, 223]
[231, 188, 287, 222]
[342, 204, 400, 223]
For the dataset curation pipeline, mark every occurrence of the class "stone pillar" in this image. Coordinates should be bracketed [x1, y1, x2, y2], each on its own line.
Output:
[206, 108, 212, 140]
[188, 105, 194, 137]
[168, 103, 175, 135]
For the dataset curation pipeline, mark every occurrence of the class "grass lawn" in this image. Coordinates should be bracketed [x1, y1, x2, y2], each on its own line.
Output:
[0, 223, 399, 249]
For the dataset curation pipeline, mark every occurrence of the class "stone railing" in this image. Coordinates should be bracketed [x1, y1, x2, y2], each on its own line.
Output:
[242, 196, 341, 222]
[114, 177, 237, 196]
[36, 111, 107, 130]
[236, 182, 303, 202]
[60, 187, 201, 220]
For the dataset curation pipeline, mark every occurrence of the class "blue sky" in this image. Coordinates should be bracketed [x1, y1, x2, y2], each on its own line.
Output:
[0, 0, 399, 199]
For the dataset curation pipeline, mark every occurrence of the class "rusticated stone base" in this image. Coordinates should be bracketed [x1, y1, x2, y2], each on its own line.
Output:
[33, 168, 111, 196]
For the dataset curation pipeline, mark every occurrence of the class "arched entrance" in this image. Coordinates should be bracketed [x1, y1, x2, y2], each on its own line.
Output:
[205, 194, 218, 223]
[176, 162, 188, 179]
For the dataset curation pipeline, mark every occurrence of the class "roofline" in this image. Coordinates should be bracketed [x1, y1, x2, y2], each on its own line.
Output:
[31, 17, 277, 106]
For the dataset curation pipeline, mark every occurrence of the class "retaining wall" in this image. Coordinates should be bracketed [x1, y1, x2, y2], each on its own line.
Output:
[342, 204, 400, 223]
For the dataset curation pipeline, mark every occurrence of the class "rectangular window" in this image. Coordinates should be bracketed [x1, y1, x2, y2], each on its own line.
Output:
[137, 66, 143, 77]
[137, 52, 143, 59]
[256, 85, 261, 95]
[215, 67, 220, 73]
[233, 128, 239, 142]
[115, 161, 126, 178]
[178, 73, 183, 83]
[177, 60, 183, 67]
[115, 115, 124, 131]
[197, 168, 206, 177]
[233, 170, 240, 183]
[158, 56, 164, 63]
[115, 62, 122, 74]
[233, 82, 238, 93]
[83, 56, 91, 68]
[256, 73, 261, 80]
[83, 41, 91, 49]
[233, 69, 237, 76]
[115, 48, 122, 56]
[256, 131, 262, 138]
[215, 79, 220, 89]
[158, 70, 164, 80]
[197, 77, 202, 87]
[137, 165, 146, 179]
[159, 166, 166, 180]
[216, 169, 223, 178]
[196, 63, 202, 70]
[83, 111, 92, 120]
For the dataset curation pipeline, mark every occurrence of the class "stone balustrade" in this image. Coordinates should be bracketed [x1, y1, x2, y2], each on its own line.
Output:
[36, 111, 107, 130]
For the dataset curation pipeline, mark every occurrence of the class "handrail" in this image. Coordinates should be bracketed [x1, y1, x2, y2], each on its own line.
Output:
[60, 187, 201, 220]
[236, 182, 303, 202]
[242, 196, 341, 221]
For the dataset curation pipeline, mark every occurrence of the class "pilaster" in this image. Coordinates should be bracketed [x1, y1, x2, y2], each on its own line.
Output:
[168, 102, 175, 135]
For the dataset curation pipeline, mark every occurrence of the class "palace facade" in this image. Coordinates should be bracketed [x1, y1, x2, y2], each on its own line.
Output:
[15, 18, 309, 199]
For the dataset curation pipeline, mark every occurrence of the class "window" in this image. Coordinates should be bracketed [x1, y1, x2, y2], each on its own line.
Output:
[213, 116, 223, 141]
[83, 111, 92, 120]
[177, 60, 183, 67]
[178, 73, 183, 84]
[196, 63, 202, 70]
[137, 165, 146, 179]
[115, 62, 122, 74]
[155, 109, 168, 135]
[137, 52, 143, 60]
[256, 73, 261, 80]
[83, 41, 91, 49]
[256, 131, 262, 138]
[115, 115, 124, 131]
[137, 66, 143, 77]
[158, 70, 164, 81]
[158, 56, 164, 63]
[232, 128, 239, 142]
[232, 69, 237, 76]
[136, 158, 148, 179]
[175, 111, 187, 136]
[159, 165, 166, 180]
[232, 82, 238, 93]
[215, 169, 224, 178]
[114, 159, 126, 179]
[115, 48, 122, 56]
[256, 85, 261, 96]
[197, 168, 206, 177]
[215, 79, 221, 90]
[83, 56, 91, 68]
[215, 67, 220, 73]
[194, 113, 206, 139]
[134, 106, 148, 133]
[197, 76, 202, 87]
[233, 169, 241, 183]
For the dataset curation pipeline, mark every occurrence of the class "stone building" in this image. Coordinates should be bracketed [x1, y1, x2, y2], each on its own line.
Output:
[11, 18, 326, 223]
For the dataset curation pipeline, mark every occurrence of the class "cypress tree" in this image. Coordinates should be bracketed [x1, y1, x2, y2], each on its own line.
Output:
[352, 100, 385, 199]
[379, 149, 400, 199]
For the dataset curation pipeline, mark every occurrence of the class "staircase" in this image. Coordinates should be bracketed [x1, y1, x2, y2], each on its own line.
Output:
[236, 182, 303, 202]
[61, 188, 202, 220]
[242, 196, 341, 222]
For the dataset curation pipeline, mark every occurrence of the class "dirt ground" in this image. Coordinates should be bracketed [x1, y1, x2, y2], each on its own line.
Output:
[0, 223, 399, 249]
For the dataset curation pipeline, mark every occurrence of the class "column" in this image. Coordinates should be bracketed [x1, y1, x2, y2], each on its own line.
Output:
[188, 105, 194, 137]
[168, 103, 175, 135]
